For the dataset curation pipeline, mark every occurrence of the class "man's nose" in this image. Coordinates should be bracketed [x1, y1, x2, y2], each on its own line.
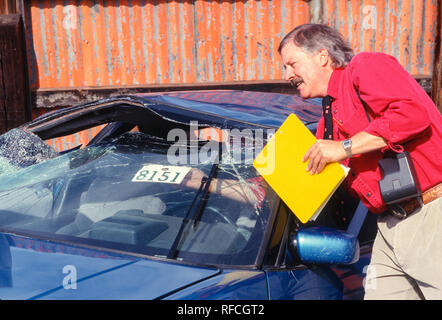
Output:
[284, 68, 294, 82]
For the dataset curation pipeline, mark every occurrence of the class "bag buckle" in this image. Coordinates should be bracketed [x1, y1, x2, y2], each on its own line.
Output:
[389, 204, 408, 219]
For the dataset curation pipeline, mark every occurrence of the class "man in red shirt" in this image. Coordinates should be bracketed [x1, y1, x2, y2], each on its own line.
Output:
[279, 23, 442, 299]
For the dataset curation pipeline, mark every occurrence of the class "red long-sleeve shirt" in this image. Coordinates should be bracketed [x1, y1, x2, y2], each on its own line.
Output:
[316, 52, 442, 213]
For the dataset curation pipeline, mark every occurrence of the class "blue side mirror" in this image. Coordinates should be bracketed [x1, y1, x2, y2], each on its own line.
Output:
[290, 226, 359, 265]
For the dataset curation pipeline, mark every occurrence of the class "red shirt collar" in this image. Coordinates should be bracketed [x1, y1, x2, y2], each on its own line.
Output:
[327, 68, 346, 99]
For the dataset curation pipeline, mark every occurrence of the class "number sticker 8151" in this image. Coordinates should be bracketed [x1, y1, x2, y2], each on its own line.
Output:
[131, 164, 192, 184]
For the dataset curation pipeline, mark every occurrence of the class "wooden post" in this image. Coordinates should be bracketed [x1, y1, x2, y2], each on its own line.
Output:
[432, 0, 442, 113]
[0, 0, 17, 15]
[0, 14, 31, 134]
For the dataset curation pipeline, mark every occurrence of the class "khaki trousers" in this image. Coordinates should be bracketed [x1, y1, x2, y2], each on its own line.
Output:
[364, 197, 442, 300]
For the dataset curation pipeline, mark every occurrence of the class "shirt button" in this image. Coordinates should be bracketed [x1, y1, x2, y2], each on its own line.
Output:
[366, 192, 371, 197]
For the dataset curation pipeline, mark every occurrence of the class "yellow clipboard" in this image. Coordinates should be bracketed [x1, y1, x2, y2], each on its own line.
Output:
[253, 113, 348, 223]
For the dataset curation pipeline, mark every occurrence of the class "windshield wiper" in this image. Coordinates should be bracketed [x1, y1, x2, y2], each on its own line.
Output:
[167, 160, 219, 260]
[191, 162, 219, 229]
[191, 141, 225, 229]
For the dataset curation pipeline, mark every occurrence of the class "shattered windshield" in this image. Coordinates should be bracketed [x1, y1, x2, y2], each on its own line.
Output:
[0, 131, 278, 266]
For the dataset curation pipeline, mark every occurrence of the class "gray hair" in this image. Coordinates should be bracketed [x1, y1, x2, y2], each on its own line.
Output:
[278, 24, 354, 68]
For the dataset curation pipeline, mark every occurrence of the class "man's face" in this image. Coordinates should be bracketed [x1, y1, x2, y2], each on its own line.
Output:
[280, 41, 329, 99]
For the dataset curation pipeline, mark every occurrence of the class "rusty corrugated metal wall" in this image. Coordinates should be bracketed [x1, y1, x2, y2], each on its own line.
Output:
[24, 0, 438, 91]
[25, 0, 310, 90]
[316, 0, 438, 75]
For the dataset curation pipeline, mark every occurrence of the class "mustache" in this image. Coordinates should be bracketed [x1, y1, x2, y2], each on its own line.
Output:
[290, 77, 303, 88]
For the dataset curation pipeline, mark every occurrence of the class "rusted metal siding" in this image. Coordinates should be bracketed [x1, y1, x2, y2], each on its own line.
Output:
[24, 0, 310, 90]
[319, 0, 438, 75]
[23, 0, 438, 90]
[44, 124, 106, 151]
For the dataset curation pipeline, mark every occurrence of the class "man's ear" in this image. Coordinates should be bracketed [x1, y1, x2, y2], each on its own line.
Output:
[317, 48, 331, 67]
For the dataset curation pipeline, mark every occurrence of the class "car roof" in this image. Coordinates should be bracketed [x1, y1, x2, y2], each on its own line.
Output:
[138, 90, 322, 128]
[23, 90, 322, 141]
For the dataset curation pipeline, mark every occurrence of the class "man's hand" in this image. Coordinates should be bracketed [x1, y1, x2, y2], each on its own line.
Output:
[303, 139, 347, 175]
[182, 168, 206, 189]
[303, 132, 388, 175]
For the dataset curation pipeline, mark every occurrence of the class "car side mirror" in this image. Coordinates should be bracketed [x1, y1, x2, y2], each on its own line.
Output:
[289, 226, 359, 265]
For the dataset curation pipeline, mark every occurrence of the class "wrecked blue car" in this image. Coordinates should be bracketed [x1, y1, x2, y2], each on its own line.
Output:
[0, 90, 376, 299]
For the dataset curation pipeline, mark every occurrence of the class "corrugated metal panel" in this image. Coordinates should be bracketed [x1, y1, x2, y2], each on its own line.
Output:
[320, 0, 437, 75]
[24, 0, 437, 91]
[45, 124, 106, 151]
[25, 0, 310, 90]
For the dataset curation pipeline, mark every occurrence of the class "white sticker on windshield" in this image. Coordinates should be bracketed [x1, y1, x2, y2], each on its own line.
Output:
[131, 164, 192, 184]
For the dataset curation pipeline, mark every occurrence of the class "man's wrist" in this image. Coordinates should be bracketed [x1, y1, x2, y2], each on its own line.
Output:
[342, 139, 353, 158]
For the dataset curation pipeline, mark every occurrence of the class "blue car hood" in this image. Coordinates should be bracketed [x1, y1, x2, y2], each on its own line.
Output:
[0, 233, 220, 300]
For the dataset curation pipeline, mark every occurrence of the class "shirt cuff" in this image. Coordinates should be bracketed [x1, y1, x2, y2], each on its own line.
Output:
[364, 118, 404, 153]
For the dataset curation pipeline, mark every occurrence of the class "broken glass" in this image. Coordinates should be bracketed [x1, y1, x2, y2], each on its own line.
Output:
[0, 131, 277, 266]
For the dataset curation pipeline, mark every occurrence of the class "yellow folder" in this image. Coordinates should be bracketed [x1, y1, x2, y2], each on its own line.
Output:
[253, 113, 349, 223]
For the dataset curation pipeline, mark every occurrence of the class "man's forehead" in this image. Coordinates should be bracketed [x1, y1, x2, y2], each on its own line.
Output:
[280, 41, 302, 54]
[280, 42, 309, 61]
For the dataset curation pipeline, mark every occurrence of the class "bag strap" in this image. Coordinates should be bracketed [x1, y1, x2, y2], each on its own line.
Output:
[348, 85, 371, 232]
[353, 85, 372, 123]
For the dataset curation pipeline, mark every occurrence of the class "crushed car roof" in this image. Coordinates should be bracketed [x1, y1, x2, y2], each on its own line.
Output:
[1, 90, 322, 170]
